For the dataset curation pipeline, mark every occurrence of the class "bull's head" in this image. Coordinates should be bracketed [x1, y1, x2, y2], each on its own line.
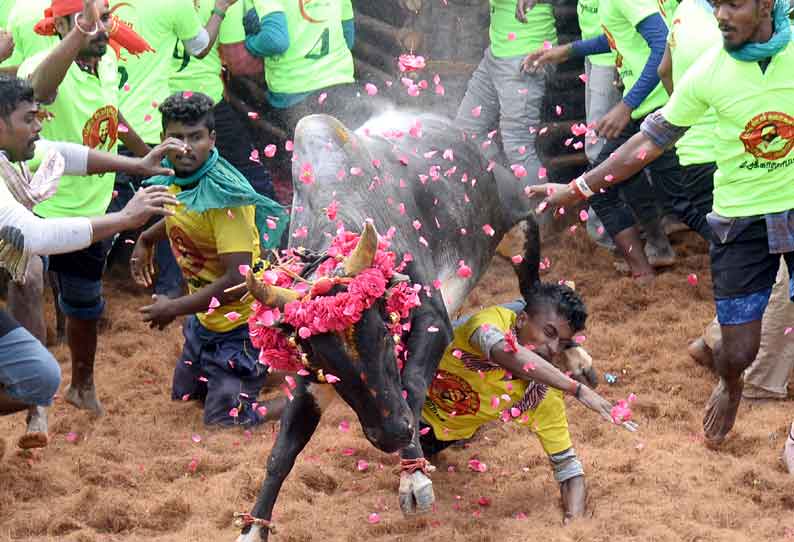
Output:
[248, 224, 415, 453]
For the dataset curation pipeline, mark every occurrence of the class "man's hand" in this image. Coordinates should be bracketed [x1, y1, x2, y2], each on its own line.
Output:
[140, 294, 177, 330]
[596, 101, 633, 140]
[81, 0, 100, 29]
[0, 30, 14, 64]
[576, 385, 639, 432]
[215, 0, 239, 11]
[119, 186, 178, 230]
[130, 236, 157, 288]
[527, 182, 580, 214]
[515, 0, 539, 23]
[134, 138, 188, 177]
[522, 43, 571, 73]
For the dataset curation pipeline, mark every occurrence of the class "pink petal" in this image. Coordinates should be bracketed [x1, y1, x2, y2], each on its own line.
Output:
[65, 432, 79, 443]
[471, 105, 482, 118]
[419, 426, 431, 435]
[507, 31, 516, 41]
[452, 349, 463, 359]
[427, 326, 439, 333]
[574, 335, 586, 344]
[579, 209, 589, 222]
[285, 140, 294, 152]
[229, 407, 239, 418]
[247, 111, 259, 119]
[687, 274, 698, 286]
[510, 164, 528, 178]
[339, 420, 350, 432]
[224, 311, 241, 322]
[457, 263, 472, 278]
[538, 167, 547, 179]
[298, 327, 312, 339]
[325, 373, 341, 384]
[341, 447, 355, 456]
[257, 405, 268, 416]
[238, 264, 251, 276]
[511, 255, 523, 264]
[482, 224, 495, 237]
[555, 105, 563, 116]
[367, 513, 381, 524]
[191, 433, 202, 443]
[264, 144, 277, 158]
[318, 92, 328, 104]
[285, 375, 297, 389]
[364, 83, 378, 96]
[209, 297, 221, 309]
[356, 459, 369, 471]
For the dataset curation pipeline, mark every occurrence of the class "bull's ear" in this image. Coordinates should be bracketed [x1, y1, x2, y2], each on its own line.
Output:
[344, 222, 379, 276]
[389, 272, 410, 287]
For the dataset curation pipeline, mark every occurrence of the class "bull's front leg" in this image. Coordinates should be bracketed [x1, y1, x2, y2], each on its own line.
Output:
[397, 306, 452, 516]
[236, 379, 333, 542]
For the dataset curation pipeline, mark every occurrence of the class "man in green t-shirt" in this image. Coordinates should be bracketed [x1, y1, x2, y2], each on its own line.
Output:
[528, 0, 794, 447]
[660, 0, 794, 404]
[525, 0, 679, 283]
[108, 0, 240, 300]
[245, 0, 358, 132]
[0, 0, 58, 74]
[453, 0, 557, 198]
[169, 0, 276, 200]
[18, 0, 152, 415]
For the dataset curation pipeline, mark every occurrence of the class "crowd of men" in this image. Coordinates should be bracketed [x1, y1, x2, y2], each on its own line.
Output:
[1, 0, 793, 525]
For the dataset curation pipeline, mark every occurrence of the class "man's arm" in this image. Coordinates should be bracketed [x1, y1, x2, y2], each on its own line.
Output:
[41, 138, 185, 176]
[244, 11, 289, 58]
[0, 29, 14, 64]
[185, 0, 240, 59]
[28, 1, 100, 102]
[117, 112, 150, 157]
[139, 251, 252, 329]
[658, 42, 673, 95]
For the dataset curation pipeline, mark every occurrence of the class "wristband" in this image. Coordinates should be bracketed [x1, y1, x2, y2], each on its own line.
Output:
[212, 7, 227, 19]
[574, 382, 582, 399]
[573, 176, 594, 199]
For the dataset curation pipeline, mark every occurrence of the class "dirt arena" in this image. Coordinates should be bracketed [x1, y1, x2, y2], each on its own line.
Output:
[1, 229, 793, 542]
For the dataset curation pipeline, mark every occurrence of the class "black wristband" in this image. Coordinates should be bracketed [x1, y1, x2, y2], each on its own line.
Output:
[574, 383, 582, 399]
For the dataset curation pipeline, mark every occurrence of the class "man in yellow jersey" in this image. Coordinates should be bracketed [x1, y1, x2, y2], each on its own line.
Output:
[421, 282, 637, 523]
[529, 0, 794, 446]
[131, 92, 287, 426]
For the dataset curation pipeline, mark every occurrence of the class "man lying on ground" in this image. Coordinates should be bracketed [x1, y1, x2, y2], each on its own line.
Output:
[421, 283, 637, 523]
[131, 92, 287, 427]
[0, 75, 182, 455]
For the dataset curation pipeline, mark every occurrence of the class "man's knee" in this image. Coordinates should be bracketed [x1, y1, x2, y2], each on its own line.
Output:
[56, 273, 105, 320]
[549, 447, 585, 483]
[0, 328, 61, 406]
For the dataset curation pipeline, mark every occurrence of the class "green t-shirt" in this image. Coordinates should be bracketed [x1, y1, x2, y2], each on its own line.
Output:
[169, 0, 245, 104]
[19, 52, 121, 218]
[0, 0, 57, 68]
[577, 0, 615, 66]
[661, 41, 794, 218]
[600, 0, 677, 119]
[111, 0, 203, 143]
[668, 0, 720, 167]
[0, 1, 11, 28]
[489, 0, 556, 58]
[253, 0, 355, 95]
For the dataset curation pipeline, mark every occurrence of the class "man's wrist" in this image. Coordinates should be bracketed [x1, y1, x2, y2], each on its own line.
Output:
[213, 2, 229, 16]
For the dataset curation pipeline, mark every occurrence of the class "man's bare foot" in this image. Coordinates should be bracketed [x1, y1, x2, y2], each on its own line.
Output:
[784, 422, 794, 475]
[65, 384, 105, 416]
[703, 378, 743, 446]
[688, 338, 714, 369]
[17, 406, 48, 449]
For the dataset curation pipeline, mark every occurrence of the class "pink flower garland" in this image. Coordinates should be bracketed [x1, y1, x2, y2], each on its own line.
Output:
[248, 228, 422, 373]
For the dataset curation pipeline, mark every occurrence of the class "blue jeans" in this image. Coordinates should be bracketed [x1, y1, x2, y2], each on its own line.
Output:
[172, 316, 269, 427]
[0, 312, 60, 406]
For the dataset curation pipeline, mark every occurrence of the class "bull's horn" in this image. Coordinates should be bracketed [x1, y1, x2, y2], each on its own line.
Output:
[390, 272, 410, 284]
[246, 271, 300, 308]
[343, 222, 378, 276]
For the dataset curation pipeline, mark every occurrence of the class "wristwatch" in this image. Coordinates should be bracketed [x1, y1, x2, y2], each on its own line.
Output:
[212, 7, 226, 19]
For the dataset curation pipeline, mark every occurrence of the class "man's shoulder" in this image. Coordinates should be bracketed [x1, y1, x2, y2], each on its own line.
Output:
[17, 50, 49, 78]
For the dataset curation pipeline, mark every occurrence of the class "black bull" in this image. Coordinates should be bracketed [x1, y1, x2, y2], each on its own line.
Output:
[236, 111, 594, 541]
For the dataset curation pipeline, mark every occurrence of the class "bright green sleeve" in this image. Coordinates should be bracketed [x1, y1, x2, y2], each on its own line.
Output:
[173, 0, 204, 41]
[341, 0, 354, 20]
[253, 0, 285, 18]
[219, 1, 246, 44]
[659, 53, 711, 128]
[618, 0, 661, 27]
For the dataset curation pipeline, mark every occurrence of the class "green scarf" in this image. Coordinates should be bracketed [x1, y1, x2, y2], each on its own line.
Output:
[145, 148, 288, 250]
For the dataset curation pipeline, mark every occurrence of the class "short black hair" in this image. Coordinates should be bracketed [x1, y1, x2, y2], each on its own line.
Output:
[158, 92, 216, 132]
[524, 282, 588, 332]
[0, 76, 35, 121]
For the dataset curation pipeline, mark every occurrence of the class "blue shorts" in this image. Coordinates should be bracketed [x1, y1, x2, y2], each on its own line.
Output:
[710, 218, 794, 325]
[0, 311, 61, 406]
[172, 316, 269, 427]
[55, 272, 105, 320]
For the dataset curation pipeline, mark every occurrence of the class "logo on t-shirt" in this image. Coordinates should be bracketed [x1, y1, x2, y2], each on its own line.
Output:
[428, 370, 480, 417]
[300, 0, 327, 23]
[740, 112, 794, 161]
[601, 25, 623, 69]
[82, 105, 118, 151]
[169, 225, 207, 278]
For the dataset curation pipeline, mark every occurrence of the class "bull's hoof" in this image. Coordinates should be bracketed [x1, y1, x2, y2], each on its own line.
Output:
[236, 525, 267, 542]
[399, 471, 435, 516]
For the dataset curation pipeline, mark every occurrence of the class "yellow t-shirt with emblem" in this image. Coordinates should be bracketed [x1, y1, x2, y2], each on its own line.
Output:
[165, 185, 261, 333]
[422, 306, 572, 456]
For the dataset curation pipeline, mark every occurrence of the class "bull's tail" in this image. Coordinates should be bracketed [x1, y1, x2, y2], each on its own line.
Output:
[514, 216, 541, 301]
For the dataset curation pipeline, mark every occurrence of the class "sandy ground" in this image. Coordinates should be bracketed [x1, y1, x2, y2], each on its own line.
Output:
[1, 229, 793, 542]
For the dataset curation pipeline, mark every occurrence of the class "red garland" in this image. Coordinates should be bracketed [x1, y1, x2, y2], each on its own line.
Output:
[248, 227, 422, 373]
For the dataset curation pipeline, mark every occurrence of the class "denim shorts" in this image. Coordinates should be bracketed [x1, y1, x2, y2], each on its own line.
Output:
[0, 311, 61, 406]
[55, 271, 105, 320]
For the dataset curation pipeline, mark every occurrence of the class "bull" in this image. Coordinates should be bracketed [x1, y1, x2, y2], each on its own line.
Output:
[235, 111, 596, 541]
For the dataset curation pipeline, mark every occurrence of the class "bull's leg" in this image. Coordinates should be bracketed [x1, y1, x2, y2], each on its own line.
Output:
[397, 309, 452, 516]
[236, 380, 333, 542]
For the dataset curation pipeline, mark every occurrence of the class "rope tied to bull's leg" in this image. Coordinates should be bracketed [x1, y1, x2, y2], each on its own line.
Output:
[395, 457, 436, 476]
[233, 512, 277, 533]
